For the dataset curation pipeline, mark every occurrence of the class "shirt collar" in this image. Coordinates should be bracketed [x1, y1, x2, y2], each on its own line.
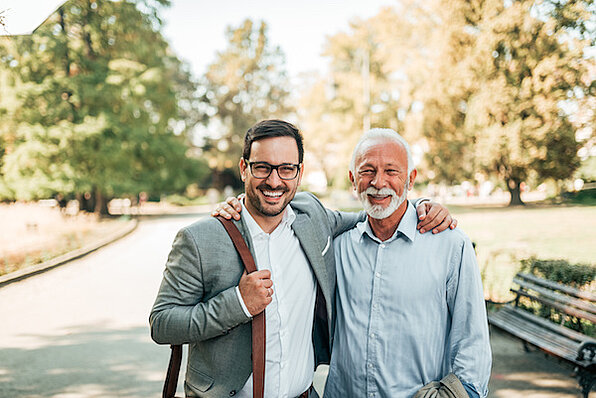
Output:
[355, 201, 417, 244]
[241, 200, 296, 237]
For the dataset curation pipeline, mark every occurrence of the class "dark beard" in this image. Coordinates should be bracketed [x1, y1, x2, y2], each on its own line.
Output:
[247, 182, 291, 217]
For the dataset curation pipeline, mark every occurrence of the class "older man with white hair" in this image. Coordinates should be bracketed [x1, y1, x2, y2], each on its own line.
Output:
[323, 128, 491, 398]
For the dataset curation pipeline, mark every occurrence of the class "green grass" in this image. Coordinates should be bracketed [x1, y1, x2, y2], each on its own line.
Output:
[451, 204, 596, 300]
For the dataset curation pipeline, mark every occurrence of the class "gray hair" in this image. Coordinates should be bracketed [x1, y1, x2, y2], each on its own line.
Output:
[350, 128, 414, 175]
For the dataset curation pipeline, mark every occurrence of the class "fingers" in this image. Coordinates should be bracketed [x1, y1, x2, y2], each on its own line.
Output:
[211, 202, 241, 220]
[262, 278, 273, 288]
[416, 202, 427, 220]
[449, 218, 458, 230]
[418, 201, 453, 234]
[430, 214, 452, 234]
[417, 202, 442, 232]
[252, 269, 271, 279]
[238, 269, 274, 316]
[230, 195, 243, 213]
[211, 206, 233, 220]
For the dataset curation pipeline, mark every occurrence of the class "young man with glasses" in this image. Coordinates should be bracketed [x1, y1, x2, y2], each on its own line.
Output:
[150, 120, 454, 398]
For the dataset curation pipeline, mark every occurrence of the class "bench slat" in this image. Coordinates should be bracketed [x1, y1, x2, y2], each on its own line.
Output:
[513, 277, 596, 315]
[489, 308, 586, 365]
[511, 286, 596, 323]
[505, 306, 595, 344]
[516, 273, 595, 302]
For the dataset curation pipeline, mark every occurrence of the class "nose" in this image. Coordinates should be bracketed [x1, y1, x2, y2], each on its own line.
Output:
[370, 173, 386, 188]
[265, 167, 283, 186]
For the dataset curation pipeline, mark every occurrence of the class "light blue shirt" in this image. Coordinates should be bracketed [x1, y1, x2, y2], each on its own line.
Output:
[324, 202, 491, 398]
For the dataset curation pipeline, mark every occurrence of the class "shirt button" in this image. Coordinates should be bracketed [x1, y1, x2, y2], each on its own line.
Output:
[368, 363, 373, 368]
[375, 272, 381, 278]
[380, 243, 385, 248]
[370, 333, 375, 338]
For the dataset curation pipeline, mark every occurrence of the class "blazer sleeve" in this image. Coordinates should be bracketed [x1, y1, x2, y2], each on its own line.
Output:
[149, 227, 251, 345]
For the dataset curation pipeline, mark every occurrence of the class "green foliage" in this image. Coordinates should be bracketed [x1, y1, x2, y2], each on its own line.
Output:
[518, 256, 595, 336]
[0, 0, 205, 213]
[201, 19, 292, 189]
[311, 0, 593, 202]
[564, 188, 596, 205]
[520, 257, 595, 288]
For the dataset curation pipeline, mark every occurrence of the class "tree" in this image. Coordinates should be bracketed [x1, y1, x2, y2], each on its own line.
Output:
[201, 19, 292, 189]
[0, 0, 205, 214]
[464, 0, 591, 205]
[418, 0, 592, 205]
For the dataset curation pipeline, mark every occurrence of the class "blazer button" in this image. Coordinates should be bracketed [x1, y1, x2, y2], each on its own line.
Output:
[229, 391, 236, 396]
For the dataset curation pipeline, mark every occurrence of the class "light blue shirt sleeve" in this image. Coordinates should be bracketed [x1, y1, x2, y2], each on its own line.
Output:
[446, 236, 492, 397]
[463, 382, 480, 398]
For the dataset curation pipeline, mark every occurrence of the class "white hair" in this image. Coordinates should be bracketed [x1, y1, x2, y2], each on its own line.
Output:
[350, 128, 414, 175]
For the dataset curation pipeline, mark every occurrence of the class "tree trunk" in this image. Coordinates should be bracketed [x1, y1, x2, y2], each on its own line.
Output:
[94, 187, 109, 216]
[507, 178, 525, 206]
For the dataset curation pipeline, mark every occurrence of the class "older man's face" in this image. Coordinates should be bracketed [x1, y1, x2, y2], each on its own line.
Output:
[350, 140, 414, 219]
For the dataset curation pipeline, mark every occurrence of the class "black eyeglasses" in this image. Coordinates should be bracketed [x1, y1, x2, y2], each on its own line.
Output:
[245, 161, 301, 180]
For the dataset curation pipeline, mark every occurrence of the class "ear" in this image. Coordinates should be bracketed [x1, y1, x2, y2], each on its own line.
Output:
[349, 170, 356, 190]
[408, 169, 417, 190]
[239, 158, 247, 182]
[296, 163, 304, 185]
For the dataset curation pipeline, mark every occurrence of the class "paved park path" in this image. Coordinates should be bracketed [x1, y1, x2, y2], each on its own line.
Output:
[0, 214, 585, 397]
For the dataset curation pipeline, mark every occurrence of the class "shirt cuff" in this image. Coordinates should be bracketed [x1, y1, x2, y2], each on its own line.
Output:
[235, 286, 253, 318]
[462, 382, 481, 398]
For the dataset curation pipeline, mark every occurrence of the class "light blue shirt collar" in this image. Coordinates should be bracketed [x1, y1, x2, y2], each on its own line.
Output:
[355, 201, 417, 244]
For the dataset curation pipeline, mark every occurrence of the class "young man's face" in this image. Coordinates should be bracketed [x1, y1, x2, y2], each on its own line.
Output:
[240, 136, 303, 218]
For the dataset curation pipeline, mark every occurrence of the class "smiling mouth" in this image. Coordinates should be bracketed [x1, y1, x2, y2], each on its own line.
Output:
[262, 190, 284, 198]
[368, 194, 391, 201]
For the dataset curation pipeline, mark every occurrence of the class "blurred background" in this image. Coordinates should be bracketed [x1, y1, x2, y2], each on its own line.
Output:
[0, 0, 594, 397]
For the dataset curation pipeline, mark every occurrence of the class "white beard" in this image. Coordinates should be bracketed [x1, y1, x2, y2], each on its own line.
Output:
[359, 182, 408, 219]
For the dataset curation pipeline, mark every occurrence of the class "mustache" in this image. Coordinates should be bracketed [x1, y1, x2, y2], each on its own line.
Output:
[364, 187, 397, 197]
[257, 182, 289, 193]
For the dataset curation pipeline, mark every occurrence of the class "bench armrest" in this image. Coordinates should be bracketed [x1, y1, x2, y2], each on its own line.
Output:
[485, 298, 516, 306]
[576, 341, 596, 362]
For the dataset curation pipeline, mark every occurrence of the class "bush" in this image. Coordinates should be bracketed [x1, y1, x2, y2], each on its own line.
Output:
[518, 257, 595, 336]
[562, 187, 596, 205]
[519, 257, 595, 288]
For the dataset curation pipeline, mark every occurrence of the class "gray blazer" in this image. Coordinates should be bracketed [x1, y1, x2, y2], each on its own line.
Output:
[150, 192, 362, 397]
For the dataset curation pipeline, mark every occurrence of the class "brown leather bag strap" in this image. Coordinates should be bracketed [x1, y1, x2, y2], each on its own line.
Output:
[162, 216, 265, 398]
[163, 344, 182, 398]
[216, 216, 265, 398]
[216, 216, 257, 272]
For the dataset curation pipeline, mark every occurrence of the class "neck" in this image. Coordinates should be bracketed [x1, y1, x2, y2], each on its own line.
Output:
[368, 200, 408, 241]
[243, 199, 284, 234]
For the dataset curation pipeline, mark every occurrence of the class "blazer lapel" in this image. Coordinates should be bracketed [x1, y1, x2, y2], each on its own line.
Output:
[292, 213, 328, 290]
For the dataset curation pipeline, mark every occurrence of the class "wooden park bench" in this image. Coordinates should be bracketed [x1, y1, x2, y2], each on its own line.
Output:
[488, 272, 596, 397]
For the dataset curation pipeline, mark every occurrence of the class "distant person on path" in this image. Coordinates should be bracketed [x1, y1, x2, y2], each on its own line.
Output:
[323, 128, 491, 398]
[150, 120, 455, 397]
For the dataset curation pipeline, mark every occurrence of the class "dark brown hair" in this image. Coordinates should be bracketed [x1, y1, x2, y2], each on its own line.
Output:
[242, 119, 304, 163]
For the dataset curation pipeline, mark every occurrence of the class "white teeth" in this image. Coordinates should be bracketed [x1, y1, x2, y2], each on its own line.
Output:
[262, 190, 283, 198]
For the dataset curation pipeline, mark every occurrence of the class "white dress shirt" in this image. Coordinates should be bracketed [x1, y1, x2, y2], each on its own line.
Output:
[236, 202, 317, 398]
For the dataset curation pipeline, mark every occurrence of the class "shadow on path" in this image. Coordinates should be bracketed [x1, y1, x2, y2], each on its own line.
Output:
[489, 327, 584, 398]
[0, 324, 175, 398]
